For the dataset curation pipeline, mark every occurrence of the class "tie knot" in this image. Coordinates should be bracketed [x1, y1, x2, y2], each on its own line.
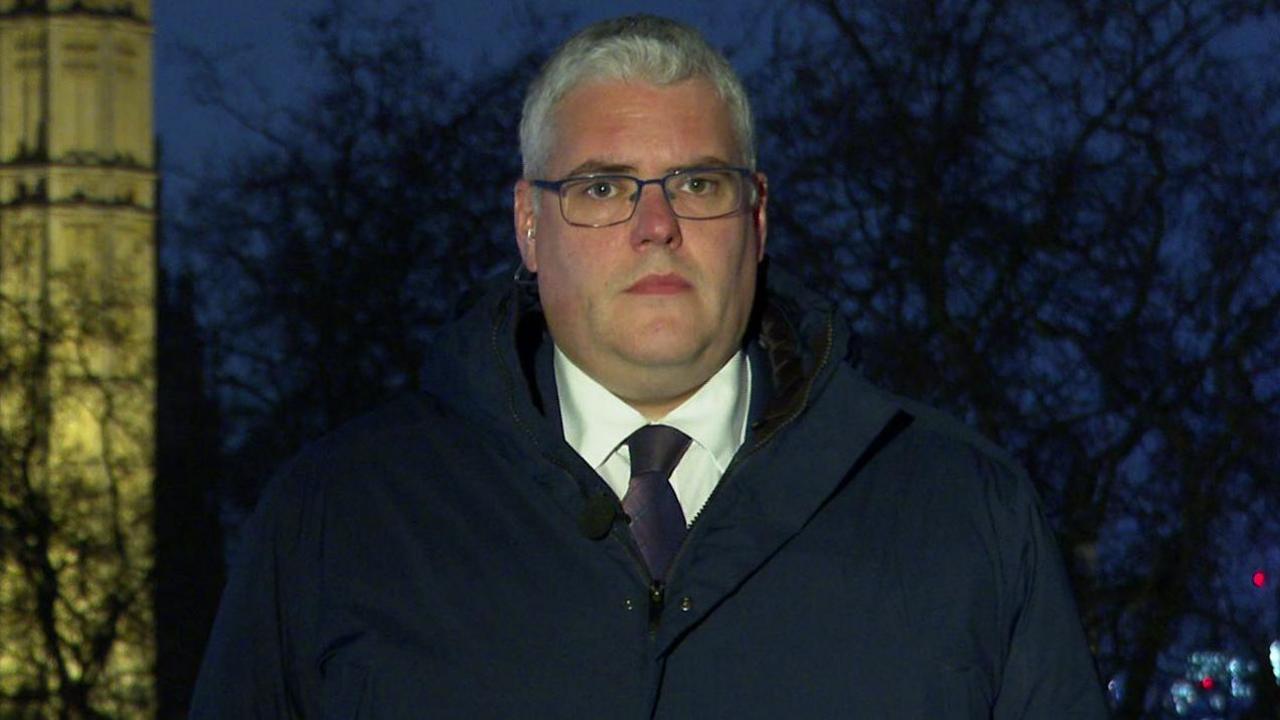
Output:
[626, 425, 692, 478]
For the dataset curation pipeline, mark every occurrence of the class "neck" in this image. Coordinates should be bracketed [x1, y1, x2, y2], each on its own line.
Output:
[624, 386, 702, 422]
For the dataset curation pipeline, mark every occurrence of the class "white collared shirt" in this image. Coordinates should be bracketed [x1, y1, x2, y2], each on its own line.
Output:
[554, 346, 751, 525]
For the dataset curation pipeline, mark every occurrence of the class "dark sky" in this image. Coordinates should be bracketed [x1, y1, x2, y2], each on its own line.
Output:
[152, 1, 1277, 213]
[153, 0, 774, 206]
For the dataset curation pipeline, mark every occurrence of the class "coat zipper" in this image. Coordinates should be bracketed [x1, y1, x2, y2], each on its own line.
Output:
[661, 313, 836, 587]
[647, 580, 665, 633]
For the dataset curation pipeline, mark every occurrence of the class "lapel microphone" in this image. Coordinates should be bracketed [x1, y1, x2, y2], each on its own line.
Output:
[580, 493, 629, 540]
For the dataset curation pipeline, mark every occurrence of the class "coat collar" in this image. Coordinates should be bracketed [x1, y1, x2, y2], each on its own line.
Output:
[488, 258, 855, 442]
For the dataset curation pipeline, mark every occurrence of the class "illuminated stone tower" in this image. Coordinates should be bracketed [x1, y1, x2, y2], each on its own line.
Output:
[0, 0, 156, 716]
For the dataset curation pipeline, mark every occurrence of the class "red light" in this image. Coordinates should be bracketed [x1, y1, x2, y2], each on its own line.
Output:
[1254, 571, 1267, 588]
[1201, 676, 1214, 690]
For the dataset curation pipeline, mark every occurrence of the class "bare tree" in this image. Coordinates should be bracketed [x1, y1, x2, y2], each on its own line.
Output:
[176, 3, 553, 508]
[755, 0, 1280, 715]
[0, 252, 156, 717]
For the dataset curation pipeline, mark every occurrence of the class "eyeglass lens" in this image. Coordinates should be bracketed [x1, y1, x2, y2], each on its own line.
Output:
[559, 170, 745, 226]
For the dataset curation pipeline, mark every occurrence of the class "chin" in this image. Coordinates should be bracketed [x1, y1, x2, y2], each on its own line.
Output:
[618, 333, 714, 370]
[612, 323, 678, 351]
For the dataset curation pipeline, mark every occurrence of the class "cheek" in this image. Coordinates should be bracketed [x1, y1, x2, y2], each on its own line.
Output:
[538, 239, 611, 316]
[716, 230, 759, 293]
[715, 236, 761, 324]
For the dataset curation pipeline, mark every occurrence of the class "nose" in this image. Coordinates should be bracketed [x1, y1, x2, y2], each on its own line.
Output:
[630, 182, 682, 250]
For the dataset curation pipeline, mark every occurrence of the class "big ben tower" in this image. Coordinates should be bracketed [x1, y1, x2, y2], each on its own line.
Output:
[0, 0, 156, 717]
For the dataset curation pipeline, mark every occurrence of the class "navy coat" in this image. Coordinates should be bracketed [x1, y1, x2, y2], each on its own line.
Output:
[191, 267, 1109, 718]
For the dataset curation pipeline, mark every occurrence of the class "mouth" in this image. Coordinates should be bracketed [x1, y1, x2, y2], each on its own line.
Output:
[626, 272, 692, 295]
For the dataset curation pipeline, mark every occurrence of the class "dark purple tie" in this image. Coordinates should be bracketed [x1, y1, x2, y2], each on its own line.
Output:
[622, 425, 692, 581]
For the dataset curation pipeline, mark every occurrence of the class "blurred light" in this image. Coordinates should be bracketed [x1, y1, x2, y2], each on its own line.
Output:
[1107, 676, 1124, 703]
[1177, 648, 1265, 710]
[1271, 641, 1280, 685]
[1254, 570, 1267, 588]
[1169, 679, 1196, 715]
[1232, 674, 1255, 700]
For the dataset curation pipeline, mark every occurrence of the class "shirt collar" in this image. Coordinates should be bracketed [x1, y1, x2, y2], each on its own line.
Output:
[555, 347, 751, 473]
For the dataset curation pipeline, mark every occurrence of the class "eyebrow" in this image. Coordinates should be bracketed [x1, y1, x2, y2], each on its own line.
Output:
[562, 156, 735, 178]
[564, 160, 635, 176]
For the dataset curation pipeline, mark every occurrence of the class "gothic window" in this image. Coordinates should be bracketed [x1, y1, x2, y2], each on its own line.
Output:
[62, 38, 101, 156]
[10, 31, 46, 159]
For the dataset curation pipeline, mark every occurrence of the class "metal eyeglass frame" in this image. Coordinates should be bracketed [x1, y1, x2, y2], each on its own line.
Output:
[530, 166, 756, 228]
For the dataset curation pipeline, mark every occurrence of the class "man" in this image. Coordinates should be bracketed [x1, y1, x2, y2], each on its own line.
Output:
[192, 15, 1108, 718]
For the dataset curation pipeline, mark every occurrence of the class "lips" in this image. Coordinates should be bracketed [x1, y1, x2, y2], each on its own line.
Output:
[626, 273, 692, 295]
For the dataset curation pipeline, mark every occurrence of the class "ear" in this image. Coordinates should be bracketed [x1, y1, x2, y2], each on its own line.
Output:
[513, 179, 538, 272]
[752, 172, 768, 261]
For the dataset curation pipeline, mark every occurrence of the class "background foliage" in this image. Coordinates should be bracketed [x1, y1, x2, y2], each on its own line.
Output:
[160, 0, 1280, 716]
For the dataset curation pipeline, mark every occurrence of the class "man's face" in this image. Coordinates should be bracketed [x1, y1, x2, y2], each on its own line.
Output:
[514, 77, 767, 418]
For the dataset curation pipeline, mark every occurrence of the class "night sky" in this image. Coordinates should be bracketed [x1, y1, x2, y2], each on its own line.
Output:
[153, 0, 775, 209]
[150, 1, 1280, 224]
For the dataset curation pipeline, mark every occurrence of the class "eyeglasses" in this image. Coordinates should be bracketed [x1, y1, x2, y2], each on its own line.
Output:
[531, 166, 755, 228]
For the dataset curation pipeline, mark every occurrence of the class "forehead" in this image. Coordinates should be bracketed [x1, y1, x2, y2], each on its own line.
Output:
[546, 78, 739, 175]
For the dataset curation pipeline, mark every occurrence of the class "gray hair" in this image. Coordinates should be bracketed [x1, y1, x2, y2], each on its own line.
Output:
[519, 14, 756, 179]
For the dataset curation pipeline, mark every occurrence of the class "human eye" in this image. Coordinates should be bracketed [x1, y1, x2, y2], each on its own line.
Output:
[675, 171, 725, 196]
[570, 177, 625, 201]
